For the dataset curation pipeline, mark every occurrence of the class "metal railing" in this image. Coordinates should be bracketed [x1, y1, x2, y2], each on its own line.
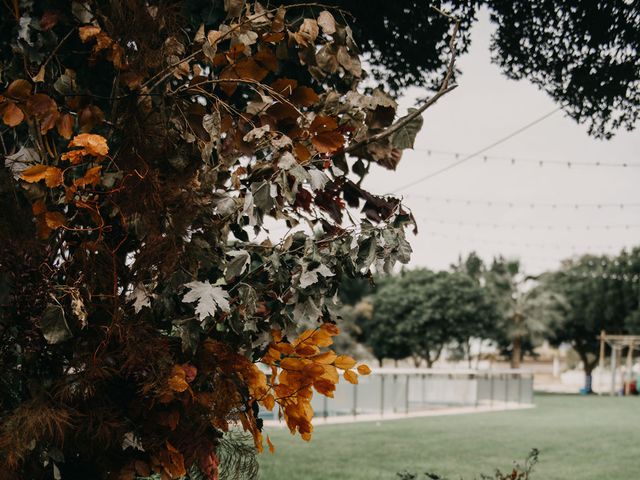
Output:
[306, 368, 535, 419]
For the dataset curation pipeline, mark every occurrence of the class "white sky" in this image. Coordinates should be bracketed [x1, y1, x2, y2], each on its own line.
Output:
[363, 9, 640, 274]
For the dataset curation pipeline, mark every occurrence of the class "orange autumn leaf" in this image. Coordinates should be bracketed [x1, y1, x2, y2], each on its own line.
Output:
[2, 102, 24, 127]
[357, 364, 372, 375]
[271, 328, 283, 343]
[74, 165, 102, 188]
[5, 79, 32, 100]
[20, 164, 47, 182]
[262, 393, 275, 410]
[334, 354, 357, 370]
[280, 357, 306, 371]
[295, 343, 320, 356]
[272, 342, 294, 355]
[167, 365, 189, 392]
[69, 133, 109, 156]
[319, 364, 339, 383]
[310, 115, 338, 133]
[56, 113, 74, 139]
[79, 25, 101, 42]
[44, 211, 66, 229]
[21, 165, 64, 188]
[309, 350, 337, 365]
[313, 378, 336, 397]
[319, 322, 340, 336]
[312, 130, 344, 154]
[43, 167, 64, 188]
[266, 435, 275, 453]
[343, 369, 358, 384]
[293, 142, 311, 162]
[295, 328, 333, 348]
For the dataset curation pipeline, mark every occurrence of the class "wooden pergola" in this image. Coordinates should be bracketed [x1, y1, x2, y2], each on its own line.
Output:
[598, 331, 640, 395]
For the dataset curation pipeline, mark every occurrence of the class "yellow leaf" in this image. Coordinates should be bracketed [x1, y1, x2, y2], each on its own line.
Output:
[334, 355, 357, 370]
[357, 364, 372, 375]
[343, 369, 358, 384]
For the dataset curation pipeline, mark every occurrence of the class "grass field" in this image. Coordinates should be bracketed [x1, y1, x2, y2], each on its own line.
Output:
[258, 394, 640, 479]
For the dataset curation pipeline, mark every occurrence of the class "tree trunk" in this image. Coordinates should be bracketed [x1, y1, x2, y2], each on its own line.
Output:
[412, 355, 422, 368]
[394, 359, 398, 368]
[578, 350, 598, 394]
[466, 338, 472, 369]
[378, 357, 383, 367]
[511, 335, 522, 369]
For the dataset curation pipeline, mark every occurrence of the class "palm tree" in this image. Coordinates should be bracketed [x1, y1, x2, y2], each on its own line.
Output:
[487, 258, 567, 368]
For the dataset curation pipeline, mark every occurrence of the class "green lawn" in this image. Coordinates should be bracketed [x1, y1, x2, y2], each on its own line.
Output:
[258, 394, 640, 479]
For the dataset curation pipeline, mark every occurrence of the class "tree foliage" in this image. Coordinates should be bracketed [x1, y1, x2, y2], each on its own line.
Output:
[0, 1, 448, 478]
[485, 257, 567, 369]
[281, 0, 639, 138]
[543, 248, 640, 388]
[363, 269, 497, 367]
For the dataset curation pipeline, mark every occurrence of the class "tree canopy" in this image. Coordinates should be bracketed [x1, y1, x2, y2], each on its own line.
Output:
[543, 248, 640, 389]
[280, 0, 639, 138]
[362, 269, 497, 367]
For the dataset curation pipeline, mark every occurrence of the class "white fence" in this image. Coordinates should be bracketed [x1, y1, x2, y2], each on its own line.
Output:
[262, 368, 534, 420]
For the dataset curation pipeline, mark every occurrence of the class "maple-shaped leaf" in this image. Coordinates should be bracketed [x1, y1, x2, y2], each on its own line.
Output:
[392, 108, 424, 150]
[182, 281, 230, 321]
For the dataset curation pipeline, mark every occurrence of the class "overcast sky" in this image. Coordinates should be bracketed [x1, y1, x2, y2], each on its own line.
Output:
[363, 8, 640, 274]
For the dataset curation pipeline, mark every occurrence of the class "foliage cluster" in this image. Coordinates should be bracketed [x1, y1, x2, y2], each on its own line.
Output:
[357, 267, 499, 367]
[0, 1, 447, 478]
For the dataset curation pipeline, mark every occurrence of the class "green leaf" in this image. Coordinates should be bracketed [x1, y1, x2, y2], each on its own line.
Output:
[392, 108, 424, 149]
[226, 250, 250, 280]
[41, 304, 73, 344]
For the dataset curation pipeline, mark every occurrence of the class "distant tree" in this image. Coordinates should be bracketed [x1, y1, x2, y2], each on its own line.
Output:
[363, 277, 415, 366]
[545, 249, 640, 392]
[337, 276, 375, 306]
[452, 251, 485, 283]
[366, 269, 497, 367]
[486, 258, 566, 368]
[281, 0, 640, 138]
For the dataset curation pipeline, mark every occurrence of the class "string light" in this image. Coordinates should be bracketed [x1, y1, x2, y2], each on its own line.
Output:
[424, 230, 633, 252]
[403, 195, 640, 210]
[419, 217, 640, 231]
[415, 148, 640, 169]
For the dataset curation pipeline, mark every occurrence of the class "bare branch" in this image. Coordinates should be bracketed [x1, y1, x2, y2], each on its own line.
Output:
[345, 14, 461, 154]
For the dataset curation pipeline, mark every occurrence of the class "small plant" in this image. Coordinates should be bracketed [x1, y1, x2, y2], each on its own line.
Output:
[397, 449, 540, 480]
